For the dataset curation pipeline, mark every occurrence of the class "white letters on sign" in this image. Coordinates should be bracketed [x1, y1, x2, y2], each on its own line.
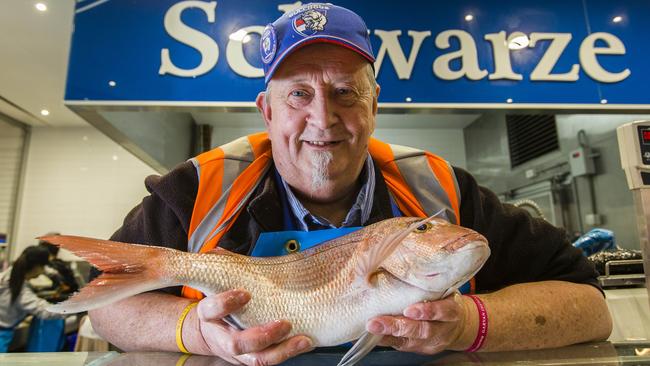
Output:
[226, 26, 265, 77]
[580, 32, 631, 83]
[529, 33, 579, 81]
[159, 2, 631, 84]
[159, 1, 219, 77]
[433, 30, 488, 80]
[374, 30, 431, 80]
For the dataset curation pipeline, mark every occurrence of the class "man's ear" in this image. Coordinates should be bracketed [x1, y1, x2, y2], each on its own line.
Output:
[372, 84, 381, 116]
[256, 91, 272, 129]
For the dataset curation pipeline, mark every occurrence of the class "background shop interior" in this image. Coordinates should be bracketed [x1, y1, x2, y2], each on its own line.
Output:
[0, 0, 648, 352]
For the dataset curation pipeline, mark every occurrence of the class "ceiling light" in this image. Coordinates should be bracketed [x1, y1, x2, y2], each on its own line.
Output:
[612, 16, 623, 23]
[506, 98, 513, 103]
[229, 30, 250, 43]
[508, 33, 530, 50]
[600, 99, 608, 104]
[405, 97, 412, 102]
[35, 3, 47, 11]
[40, 109, 49, 116]
[464, 14, 474, 22]
[108, 80, 116, 87]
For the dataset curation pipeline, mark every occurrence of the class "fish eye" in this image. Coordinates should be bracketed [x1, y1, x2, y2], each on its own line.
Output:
[414, 222, 433, 233]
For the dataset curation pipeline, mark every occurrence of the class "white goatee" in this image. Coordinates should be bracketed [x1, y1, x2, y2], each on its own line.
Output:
[310, 151, 333, 192]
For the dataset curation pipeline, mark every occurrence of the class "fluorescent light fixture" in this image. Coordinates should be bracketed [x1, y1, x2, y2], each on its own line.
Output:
[40, 109, 49, 116]
[465, 14, 474, 21]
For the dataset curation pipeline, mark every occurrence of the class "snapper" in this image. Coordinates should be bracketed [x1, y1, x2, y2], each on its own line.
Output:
[41, 216, 489, 366]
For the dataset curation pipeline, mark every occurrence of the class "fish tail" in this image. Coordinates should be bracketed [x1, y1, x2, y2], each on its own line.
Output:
[39, 235, 175, 314]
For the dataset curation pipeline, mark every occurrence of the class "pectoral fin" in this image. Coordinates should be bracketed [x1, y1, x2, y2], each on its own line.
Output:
[352, 215, 435, 290]
[223, 314, 245, 330]
[337, 332, 383, 366]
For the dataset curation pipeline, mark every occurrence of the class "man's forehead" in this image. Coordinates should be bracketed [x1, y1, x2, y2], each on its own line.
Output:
[271, 44, 370, 82]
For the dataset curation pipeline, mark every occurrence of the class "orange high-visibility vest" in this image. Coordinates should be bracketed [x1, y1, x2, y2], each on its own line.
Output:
[182, 132, 462, 299]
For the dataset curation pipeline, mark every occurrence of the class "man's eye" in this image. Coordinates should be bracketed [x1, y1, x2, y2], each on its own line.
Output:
[290, 90, 308, 97]
[336, 88, 352, 96]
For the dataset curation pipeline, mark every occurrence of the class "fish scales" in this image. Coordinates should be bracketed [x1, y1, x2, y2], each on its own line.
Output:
[41, 217, 490, 349]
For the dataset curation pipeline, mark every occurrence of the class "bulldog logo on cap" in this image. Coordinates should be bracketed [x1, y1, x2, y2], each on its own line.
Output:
[292, 9, 328, 37]
[260, 25, 277, 64]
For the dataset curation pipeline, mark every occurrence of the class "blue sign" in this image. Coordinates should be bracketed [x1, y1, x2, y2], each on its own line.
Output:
[66, 0, 650, 106]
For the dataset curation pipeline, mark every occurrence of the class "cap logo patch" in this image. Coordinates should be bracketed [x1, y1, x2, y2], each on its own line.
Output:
[292, 9, 327, 37]
[260, 25, 277, 64]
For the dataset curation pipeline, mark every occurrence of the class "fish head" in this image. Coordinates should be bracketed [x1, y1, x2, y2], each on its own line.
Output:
[380, 217, 490, 293]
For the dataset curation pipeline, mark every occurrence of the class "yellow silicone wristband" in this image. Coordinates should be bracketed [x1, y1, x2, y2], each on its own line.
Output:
[176, 302, 198, 354]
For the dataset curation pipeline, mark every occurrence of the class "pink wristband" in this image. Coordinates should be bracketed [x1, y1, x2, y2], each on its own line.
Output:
[465, 295, 488, 352]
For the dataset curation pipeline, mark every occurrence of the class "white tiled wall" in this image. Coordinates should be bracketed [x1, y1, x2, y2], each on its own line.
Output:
[12, 126, 157, 260]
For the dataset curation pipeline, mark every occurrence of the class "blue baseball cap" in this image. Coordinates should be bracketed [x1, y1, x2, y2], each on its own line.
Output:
[260, 3, 375, 84]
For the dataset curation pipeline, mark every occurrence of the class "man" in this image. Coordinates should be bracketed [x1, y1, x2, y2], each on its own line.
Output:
[89, 3, 611, 365]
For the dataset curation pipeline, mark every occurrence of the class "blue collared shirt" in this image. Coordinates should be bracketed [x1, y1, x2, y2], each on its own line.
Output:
[279, 154, 375, 231]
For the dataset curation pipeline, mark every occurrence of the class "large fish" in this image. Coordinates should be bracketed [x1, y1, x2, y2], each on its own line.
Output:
[42, 216, 490, 366]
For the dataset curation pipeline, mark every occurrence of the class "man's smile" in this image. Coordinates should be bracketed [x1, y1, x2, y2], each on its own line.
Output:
[303, 140, 343, 147]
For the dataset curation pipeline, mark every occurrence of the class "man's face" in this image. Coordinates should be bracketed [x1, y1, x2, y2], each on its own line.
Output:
[257, 44, 379, 202]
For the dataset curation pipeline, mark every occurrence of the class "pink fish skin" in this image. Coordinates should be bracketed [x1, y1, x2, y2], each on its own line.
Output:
[41, 216, 490, 347]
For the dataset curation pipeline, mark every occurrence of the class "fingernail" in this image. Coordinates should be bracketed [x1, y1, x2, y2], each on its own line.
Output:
[263, 320, 289, 332]
[404, 308, 422, 319]
[236, 291, 250, 303]
[296, 338, 313, 351]
[367, 320, 385, 333]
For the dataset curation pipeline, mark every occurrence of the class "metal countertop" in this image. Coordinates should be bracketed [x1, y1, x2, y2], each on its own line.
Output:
[2, 341, 650, 366]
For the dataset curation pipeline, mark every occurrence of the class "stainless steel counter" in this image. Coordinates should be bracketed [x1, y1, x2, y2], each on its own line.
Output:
[2, 342, 650, 366]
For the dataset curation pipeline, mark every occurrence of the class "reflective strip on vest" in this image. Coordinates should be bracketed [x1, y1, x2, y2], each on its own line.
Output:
[187, 133, 271, 253]
[368, 138, 460, 223]
[390, 144, 460, 224]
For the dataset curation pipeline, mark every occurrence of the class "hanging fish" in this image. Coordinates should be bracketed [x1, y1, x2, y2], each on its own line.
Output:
[41, 216, 490, 366]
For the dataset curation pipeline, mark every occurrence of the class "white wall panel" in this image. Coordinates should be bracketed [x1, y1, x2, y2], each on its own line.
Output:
[13, 126, 157, 260]
[0, 118, 25, 263]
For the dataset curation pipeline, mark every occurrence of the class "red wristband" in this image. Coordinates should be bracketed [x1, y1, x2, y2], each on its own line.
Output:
[465, 295, 488, 352]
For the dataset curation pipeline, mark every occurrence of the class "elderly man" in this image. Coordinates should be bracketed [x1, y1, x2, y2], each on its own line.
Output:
[89, 3, 612, 365]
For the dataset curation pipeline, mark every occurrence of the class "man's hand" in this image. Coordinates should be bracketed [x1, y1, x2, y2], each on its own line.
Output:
[190, 289, 314, 365]
[365, 293, 473, 355]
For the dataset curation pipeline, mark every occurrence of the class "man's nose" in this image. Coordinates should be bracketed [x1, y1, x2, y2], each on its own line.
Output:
[307, 92, 338, 129]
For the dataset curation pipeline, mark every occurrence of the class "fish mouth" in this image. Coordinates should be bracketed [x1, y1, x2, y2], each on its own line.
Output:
[425, 272, 440, 278]
[450, 236, 487, 252]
